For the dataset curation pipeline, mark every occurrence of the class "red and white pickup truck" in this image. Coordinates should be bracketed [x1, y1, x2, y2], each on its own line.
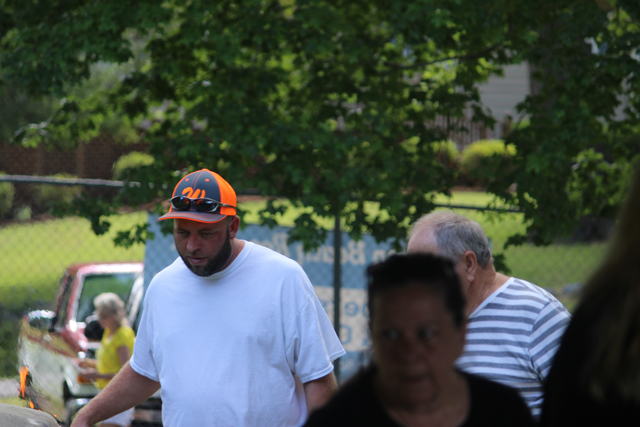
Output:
[17, 262, 162, 426]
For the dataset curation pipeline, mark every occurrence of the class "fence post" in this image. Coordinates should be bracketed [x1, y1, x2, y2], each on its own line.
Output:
[332, 215, 341, 381]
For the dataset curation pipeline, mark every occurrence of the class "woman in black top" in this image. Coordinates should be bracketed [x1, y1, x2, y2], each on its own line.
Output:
[305, 254, 533, 427]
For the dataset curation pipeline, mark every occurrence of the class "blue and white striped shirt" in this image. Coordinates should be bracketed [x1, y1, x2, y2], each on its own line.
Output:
[456, 277, 571, 419]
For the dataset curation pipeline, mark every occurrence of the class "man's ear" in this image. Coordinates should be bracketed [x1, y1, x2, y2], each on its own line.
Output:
[461, 250, 478, 281]
[228, 215, 240, 239]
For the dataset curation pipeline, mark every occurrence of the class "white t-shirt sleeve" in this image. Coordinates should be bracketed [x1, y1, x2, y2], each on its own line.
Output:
[130, 285, 160, 382]
[284, 275, 346, 383]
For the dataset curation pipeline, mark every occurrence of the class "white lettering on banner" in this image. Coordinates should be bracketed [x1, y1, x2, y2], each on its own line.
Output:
[314, 286, 369, 352]
[372, 248, 396, 262]
[346, 241, 366, 265]
[251, 233, 290, 258]
[272, 233, 290, 257]
[323, 246, 334, 264]
[291, 241, 367, 267]
[295, 245, 304, 265]
[306, 247, 324, 263]
[295, 245, 329, 267]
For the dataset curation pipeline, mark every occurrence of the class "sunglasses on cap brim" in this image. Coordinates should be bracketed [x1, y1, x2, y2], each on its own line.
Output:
[169, 196, 236, 214]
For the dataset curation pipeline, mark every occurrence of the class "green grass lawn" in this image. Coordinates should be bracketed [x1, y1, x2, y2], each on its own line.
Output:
[0, 213, 146, 312]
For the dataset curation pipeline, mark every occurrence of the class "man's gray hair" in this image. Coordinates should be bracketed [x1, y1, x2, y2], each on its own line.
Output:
[409, 211, 492, 268]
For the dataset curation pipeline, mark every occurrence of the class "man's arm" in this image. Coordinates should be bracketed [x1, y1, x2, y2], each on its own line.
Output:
[71, 362, 160, 427]
[303, 372, 338, 413]
[530, 301, 572, 380]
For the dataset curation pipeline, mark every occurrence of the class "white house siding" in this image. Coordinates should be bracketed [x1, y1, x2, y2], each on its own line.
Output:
[445, 63, 531, 147]
[478, 63, 531, 126]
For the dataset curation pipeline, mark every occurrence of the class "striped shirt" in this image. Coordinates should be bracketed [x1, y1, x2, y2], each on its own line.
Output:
[456, 277, 571, 420]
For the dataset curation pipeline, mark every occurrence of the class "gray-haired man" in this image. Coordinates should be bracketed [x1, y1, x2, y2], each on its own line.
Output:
[407, 211, 570, 419]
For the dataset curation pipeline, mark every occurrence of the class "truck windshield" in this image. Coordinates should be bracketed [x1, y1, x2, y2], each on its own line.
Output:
[76, 273, 139, 323]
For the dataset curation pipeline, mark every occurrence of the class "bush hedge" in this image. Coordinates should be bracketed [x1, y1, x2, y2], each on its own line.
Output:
[32, 174, 82, 214]
[112, 151, 154, 180]
[459, 139, 516, 187]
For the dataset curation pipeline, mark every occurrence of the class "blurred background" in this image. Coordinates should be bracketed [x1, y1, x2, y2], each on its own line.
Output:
[1, 0, 639, 412]
[0, 135, 612, 383]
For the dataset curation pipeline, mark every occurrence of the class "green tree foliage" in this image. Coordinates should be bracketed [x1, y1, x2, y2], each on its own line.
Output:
[1, 0, 639, 248]
[0, 86, 54, 142]
[433, 140, 460, 169]
[567, 148, 639, 219]
[495, 2, 640, 246]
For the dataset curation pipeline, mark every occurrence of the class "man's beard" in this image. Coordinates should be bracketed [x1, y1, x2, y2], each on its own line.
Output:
[181, 228, 233, 277]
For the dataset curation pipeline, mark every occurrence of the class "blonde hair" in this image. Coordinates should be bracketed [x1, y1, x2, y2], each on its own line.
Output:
[94, 292, 128, 326]
[580, 165, 640, 401]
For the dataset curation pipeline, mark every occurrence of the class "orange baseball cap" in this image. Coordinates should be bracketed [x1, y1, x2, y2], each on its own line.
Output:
[159, 169, 237, 223]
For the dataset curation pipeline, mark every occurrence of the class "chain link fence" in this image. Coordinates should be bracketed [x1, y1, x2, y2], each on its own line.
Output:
[0, 178, 611, 386]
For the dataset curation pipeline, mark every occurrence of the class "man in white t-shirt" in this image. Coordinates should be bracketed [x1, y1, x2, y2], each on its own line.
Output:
[72, 169, 345, 427]
[407, 211, 570, 420]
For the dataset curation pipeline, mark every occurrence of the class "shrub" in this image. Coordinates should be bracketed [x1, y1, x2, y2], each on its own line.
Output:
[459, 139, 516, 187]
[432, 140, 460, 168]
[15, 205, 32, 221]
[112, 151, 154, 180]
[0, 172, 15, 217]
[461, 139, 516, 172]
[559, 149, 638, 243]
[32, 174, 82, 213]
[567, 149, 637, 219]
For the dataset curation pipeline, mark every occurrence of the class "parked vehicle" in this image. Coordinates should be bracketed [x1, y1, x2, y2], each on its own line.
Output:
[17, 262, 162, 426]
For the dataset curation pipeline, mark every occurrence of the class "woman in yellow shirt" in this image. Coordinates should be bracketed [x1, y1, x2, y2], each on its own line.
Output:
[76, 293, 136, 427]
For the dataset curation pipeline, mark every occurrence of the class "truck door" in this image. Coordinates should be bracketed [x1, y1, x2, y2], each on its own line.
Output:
[29, 273, 77, 418]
